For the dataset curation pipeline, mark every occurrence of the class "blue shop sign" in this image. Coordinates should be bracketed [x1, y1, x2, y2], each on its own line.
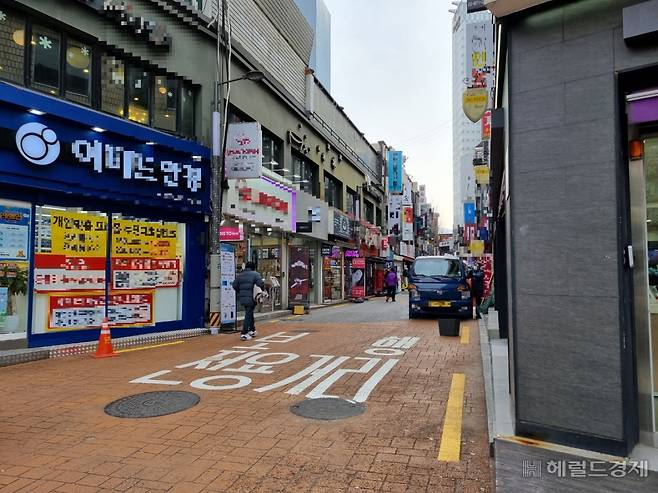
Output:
[0, 82, 210, 213]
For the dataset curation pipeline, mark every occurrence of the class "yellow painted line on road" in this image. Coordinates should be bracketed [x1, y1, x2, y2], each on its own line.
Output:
[437, 373, 466, 462]
[285, 315, 302, 320]
[460, 325, 470, 345]
[269, 319, 280, 323]
[116, 340, 184, 353]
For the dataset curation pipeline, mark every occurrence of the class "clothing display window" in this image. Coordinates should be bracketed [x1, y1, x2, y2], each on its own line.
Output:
[322, 251, 342, 303]
[249, 230, 282, 312]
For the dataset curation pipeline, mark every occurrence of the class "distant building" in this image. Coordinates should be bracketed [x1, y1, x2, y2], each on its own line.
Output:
[451, 1, 493, 233]
[294, 0, 332, 91]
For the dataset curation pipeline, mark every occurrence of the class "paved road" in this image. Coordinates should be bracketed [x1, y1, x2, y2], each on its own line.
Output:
[0, 298, 492, 492]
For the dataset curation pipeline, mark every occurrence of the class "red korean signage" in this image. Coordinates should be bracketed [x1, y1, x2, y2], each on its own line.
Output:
[111, 258, 179, 289]
[48, 291, 153, 330]
[482, 110, 491, 140]
[34, 254, 106, 292]
[219, 226, 243, 241]
[238, 187, 289, 214]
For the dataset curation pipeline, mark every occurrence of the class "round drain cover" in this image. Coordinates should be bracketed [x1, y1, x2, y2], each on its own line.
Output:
[105, 391, 200, 418]
[290, 398, 366, 420]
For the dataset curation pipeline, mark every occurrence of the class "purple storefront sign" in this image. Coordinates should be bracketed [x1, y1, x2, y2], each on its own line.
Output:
[628, 95, 658, 124]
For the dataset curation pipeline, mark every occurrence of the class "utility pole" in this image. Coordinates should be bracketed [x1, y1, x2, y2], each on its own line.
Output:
[208, 0, 226, 328]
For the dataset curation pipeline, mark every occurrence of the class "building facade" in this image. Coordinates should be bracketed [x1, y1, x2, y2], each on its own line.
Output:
[0, 0, 386, 347]
[489, 0, 658, 456]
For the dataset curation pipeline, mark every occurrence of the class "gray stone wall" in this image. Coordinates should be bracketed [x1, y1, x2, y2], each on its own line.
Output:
[507, 0, 647, 442]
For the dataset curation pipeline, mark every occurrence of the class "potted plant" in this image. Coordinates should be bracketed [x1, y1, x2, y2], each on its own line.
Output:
[0, 265, 28, 333]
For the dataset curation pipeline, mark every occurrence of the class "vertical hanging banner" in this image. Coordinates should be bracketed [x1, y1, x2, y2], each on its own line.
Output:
[387, 150, 403, 194]
[351, 257, 366, 298]
[474, 165, 490, 185]
[50, 211, 107, 257]
[482, 110, 492, 139]
[0, 205, 30, 260]
[402, 175, 413, 205]
[466, 22, 494, 90]
[402, 206, 414, 241]
[224, 122, 263, 179]
[387, 195, 402, 235]
[220, 243, 236, 324]
[464, 202, 476, 224]
[289, 246, 310, 304]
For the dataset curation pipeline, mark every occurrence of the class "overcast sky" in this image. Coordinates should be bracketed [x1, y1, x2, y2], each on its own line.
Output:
[324, 0, 454, 232]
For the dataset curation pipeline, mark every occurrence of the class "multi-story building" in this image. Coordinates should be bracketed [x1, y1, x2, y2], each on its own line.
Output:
[0, 0, 385, 348]
[294, 0, 332, 91]
[451, 1, 493, 239]
[488, 0, 658, 458]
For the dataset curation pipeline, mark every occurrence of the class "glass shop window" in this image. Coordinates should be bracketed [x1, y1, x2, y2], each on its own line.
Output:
[32, 206, 108, 334]
[365, 200, 375, 224]
[0, 8, 26, 84]
[31, 26, 60, 95]
[292, 153, 319, 197]
[101, 54, 125, 117]
[324, 172, 343, 210]
[0, 199, 32, 337]
[65, 38, 91, 106]
[180, 83, 195, 137]
[128, 67, 150, 125]
[262, 133, 282, 173]
[346, 188, 359, 217]
[153, 77, 178, 132]
[110, 214, 185, 324]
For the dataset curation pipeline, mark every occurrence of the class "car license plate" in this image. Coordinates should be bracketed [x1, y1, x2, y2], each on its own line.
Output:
[429, 301, 451, 308]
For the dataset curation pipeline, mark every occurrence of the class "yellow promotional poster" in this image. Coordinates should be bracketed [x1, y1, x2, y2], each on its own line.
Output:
[462, 88, 488, 123]
[470, 240, 485, 256]
[112, 219, 178, 258]
[474, 165, 490, 185]
[50, 211, 108, 257]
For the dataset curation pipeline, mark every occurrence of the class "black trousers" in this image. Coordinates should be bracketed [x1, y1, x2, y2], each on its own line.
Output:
[472, 291, 483, 316]
[386, 286, 396, 301]
[242, 304, 255, 334]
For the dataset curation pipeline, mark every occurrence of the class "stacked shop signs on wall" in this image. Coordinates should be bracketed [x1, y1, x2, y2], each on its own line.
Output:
[463, 21, 495, 122]
[224, 122, 263, 179]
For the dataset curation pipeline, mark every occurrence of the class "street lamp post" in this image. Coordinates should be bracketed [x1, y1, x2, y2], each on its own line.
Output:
[207, 3, 264, 329]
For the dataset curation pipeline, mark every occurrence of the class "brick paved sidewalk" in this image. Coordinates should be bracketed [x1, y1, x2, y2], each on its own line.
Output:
[0, 312, 492, 492]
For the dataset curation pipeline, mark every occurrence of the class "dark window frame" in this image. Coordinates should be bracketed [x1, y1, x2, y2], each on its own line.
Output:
[324, 172, 343, 211]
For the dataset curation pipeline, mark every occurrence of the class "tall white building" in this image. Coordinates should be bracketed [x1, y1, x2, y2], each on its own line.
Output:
[451, 1, 492, 232]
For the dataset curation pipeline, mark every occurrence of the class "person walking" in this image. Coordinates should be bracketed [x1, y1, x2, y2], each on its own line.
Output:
[385, 268, 398, 302]
[232, 261, 265, 340]
[467, 263, 485, 319]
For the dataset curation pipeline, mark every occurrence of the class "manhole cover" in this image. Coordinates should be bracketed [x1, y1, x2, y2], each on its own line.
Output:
[105, 391, 200, 418]
[290, 398, 366, 420]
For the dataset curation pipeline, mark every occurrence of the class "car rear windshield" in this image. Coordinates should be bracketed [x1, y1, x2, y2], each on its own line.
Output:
[412, 258, 461, 278]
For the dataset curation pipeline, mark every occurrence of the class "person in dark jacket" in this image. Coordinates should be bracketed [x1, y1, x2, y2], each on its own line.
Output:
[232, 261, 265, 340]
[384, 268, 398, 302]
[467, 263, 485, 319]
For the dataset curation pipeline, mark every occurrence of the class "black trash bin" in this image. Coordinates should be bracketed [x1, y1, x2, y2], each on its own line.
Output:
[438, 318, 461, 337]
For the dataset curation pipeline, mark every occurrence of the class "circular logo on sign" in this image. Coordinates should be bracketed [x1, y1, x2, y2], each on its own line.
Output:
[15, 122, 60, 165]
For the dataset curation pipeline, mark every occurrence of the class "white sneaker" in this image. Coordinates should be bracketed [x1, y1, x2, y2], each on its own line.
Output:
[249, 330, 257, 338]
[240, 333, 252, 341]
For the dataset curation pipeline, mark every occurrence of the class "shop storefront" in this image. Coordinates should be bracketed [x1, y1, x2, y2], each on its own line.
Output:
[358, 221, 385, 296]
[326, 208, 357, 302]
[0, 82, 209, 347]
[223, 172, 296, 313]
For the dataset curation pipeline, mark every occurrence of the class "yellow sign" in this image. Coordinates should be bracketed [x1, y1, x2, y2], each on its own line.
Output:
[462, 88, 488, 123]
[112, 219, 178, 258]
[470, 240, 485, 256]
[50, 211, 107, 257]
[474, 165, 490, 185]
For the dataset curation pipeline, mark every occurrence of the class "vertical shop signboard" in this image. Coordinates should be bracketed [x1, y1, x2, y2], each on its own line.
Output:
[387, 151, 403, 194]
[224, 122, 263, 179]
[351, 257, 366, 299]
[289, 246, 310, 304]
[387, 195, 402, 235]
[402, 206, 414, 241]
[220, 243, 236, 325]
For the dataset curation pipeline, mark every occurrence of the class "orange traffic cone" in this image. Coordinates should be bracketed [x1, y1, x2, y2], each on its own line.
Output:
[94, 318, 117, 358]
